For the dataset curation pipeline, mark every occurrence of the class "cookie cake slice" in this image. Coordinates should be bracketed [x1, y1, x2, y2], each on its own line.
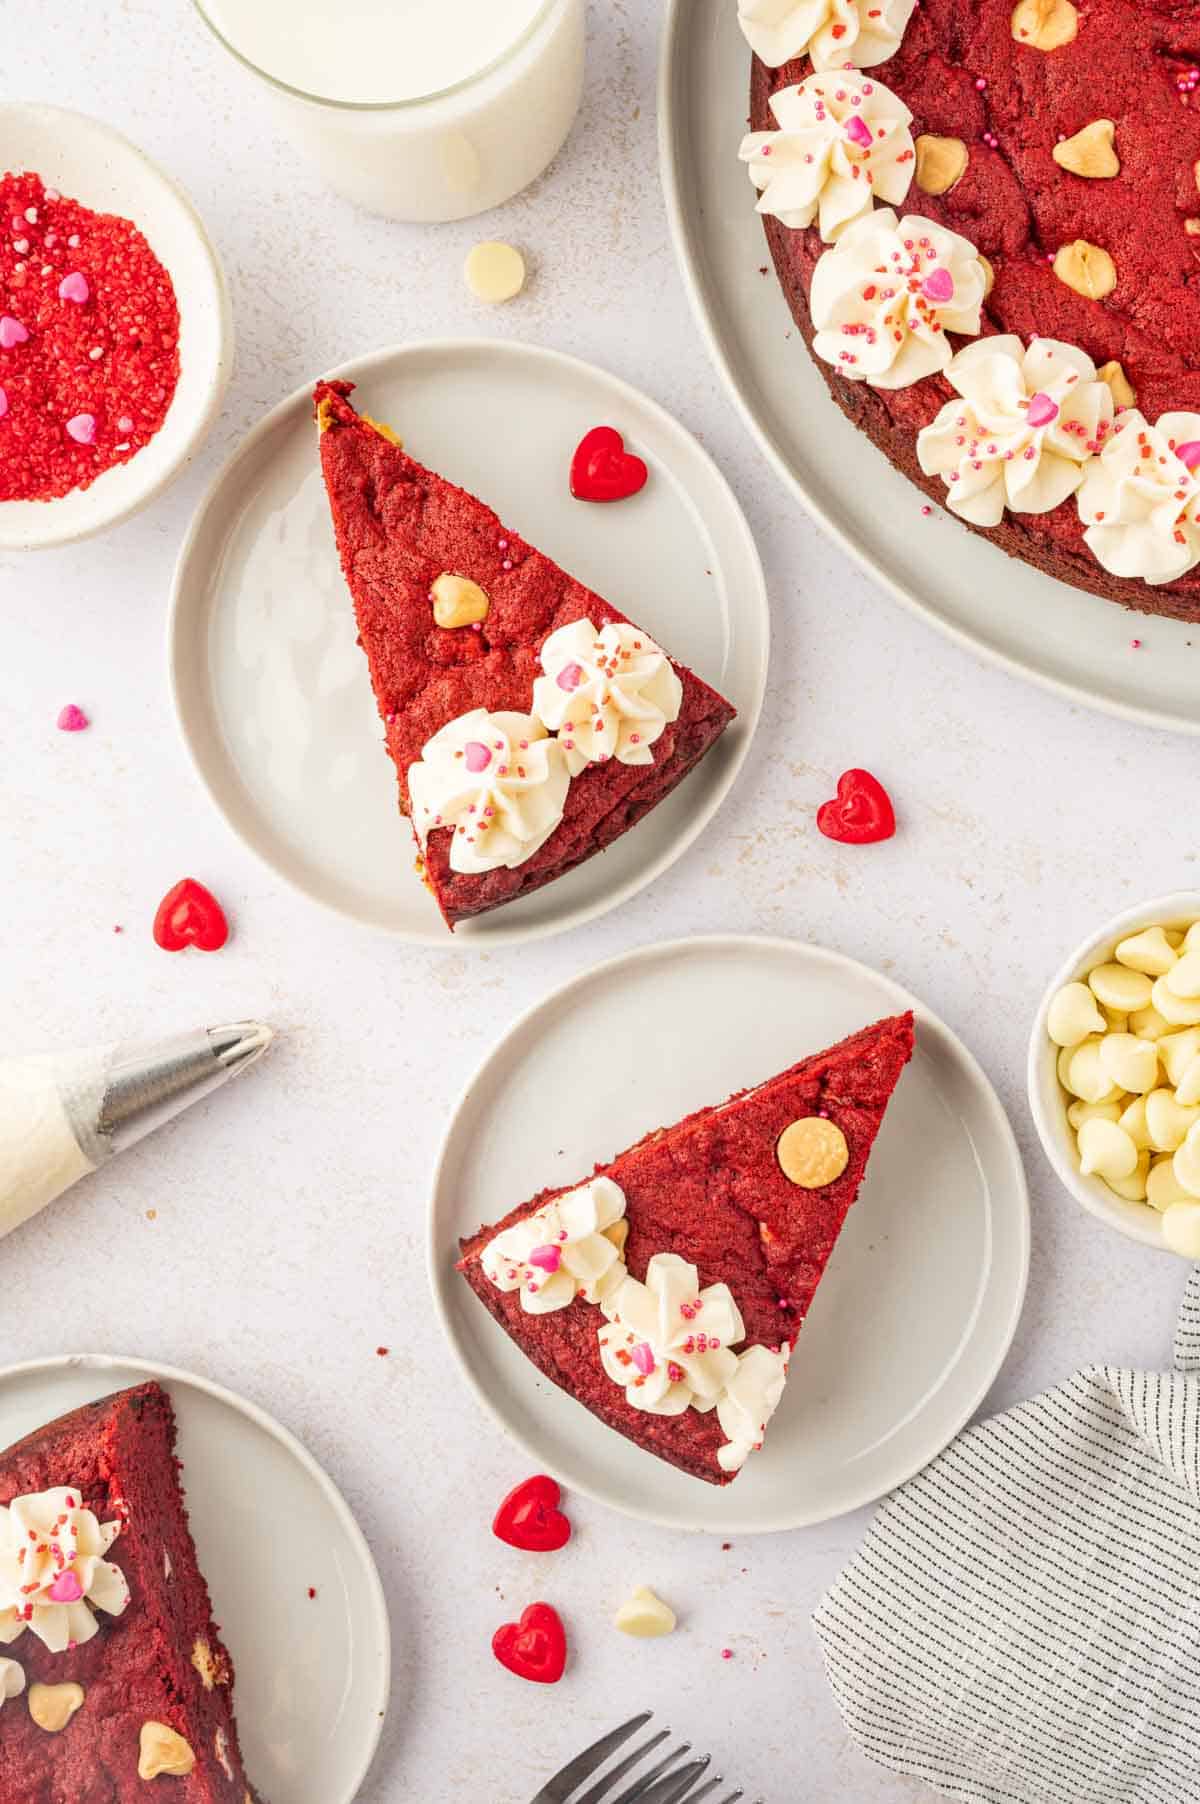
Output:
[0, 1382, 257, 1803]
[459, 1013, 914, 1485]
[314, 379, 736, 929]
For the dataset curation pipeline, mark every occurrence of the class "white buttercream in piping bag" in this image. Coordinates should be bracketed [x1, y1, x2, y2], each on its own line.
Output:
[0, 1490, 130, 1653]
[1077, 410, 1200, 584]
[809, 208, 988, 389]
[531, 619, 682, 776]
[737, 0, 916, 71]
[480, 1176, 628, 1315]
[917, 336, 1115, 526]
[408, 708, 570, 875]
[740, 71, 915, 243]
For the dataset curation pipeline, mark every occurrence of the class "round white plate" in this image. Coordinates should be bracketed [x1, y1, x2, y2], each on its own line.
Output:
[429, 934, 1030, 1533]
[658, 1, 1200, 735]
[169, 339, 768, 943]
[0, 103, 232, 551]
[0, 1354, 389, 1803]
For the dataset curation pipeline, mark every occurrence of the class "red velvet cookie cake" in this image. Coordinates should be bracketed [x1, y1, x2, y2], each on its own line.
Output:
[458, 1012, 914, 1484]
[314, 380, 736, 929]
[738, 0, 1200, 621]
[0, 1382, 257, 1803]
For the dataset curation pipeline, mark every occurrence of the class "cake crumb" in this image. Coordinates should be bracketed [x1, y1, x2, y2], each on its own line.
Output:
[145, 1209, 157, 1221]
[376, 1346, 390, 1357]
[307, 1587, 317, 1599]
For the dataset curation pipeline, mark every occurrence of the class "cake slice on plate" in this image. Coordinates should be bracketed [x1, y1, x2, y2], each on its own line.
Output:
[314, 379, 737, 929]
[0, 1382, 257, 1803]
[458, 1012, 915, 1485]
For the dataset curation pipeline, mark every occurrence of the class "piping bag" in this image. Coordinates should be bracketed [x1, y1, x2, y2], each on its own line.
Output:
[0, 1022, 273, 1241]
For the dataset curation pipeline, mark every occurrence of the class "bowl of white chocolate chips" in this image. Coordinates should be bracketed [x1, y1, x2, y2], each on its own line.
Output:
[1030, 893, 1200, 1255]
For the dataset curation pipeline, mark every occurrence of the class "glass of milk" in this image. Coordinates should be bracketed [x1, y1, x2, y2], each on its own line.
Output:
[193, 0, 585, 222]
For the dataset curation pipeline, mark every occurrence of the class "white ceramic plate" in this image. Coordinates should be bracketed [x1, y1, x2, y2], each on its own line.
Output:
[429, 934, 1030, 1533]
[0, 1354, 389, 1803]
[169, 340, 768, 943]
[658, 0, 1200, 735]
[0, 104, 232, 550]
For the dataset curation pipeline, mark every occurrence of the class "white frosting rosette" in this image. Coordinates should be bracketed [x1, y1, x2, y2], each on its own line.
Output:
[916, 336, 1115, 526]
[481, 1176, 628, 1315]
[810, 208, 988, 388]
[0, 1489, 130, 1653]
[0, 1657, 24, 1708]
[1077, 410, 1200, 585]
[408, 708, 570, 876]
[531, 618, 683, 777]
[739, 71, 915, 243]
[737, 0, 916, 71]
[598, 1253, 744, 1417]
[715, 1344, 791, 1473]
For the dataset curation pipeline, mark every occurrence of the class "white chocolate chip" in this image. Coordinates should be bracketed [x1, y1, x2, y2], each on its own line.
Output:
[777, 1118, 849, 1188]
[1166, 951, 1200, 999]
[1098, 1033, 1159, 1095]
[1175, 1121, 1200, 1196]
[914, 135, 969, 196]
[1118, 1095, 1153, 1151]
[1088, 963, 1153, 1012]
[1129, 1003, 1174, 1042]
[1011, 0, 1078, 49]
[1052, 239, 1117, 300]
[1151, 975, 1200, 1027]
[1048, 981, 1106, 1047]
[1159, 1029, 1200, 1090]
[1097, 360, 1137, 410]
[1175, 1057, 1200, 1109]
[1107, 1149, 1150, 1202]
[1184, 923, 1200, 952]
[1148, 1154, 1194, 1211]
[1077, 1118, 1139, 1181]
[1099, 1005, 1128, 1033]
[1146, 1088, 1200, 1153]
[28, 1682, 84, 1734]
[430, 572, 490, 630]
[1052, 119, 1119, 179]
[464, 241, 526, 304]
[1115, 926, 1178, 976]
[1064, 1039, 1120, 1105]
[1068, 1098, 1123, 1128]
[1162, 1199, 1200, 1256]
[604, 1219, 629, 1256]
[138, 1721, 196, 1780]
[614, 1585, 677, 1638]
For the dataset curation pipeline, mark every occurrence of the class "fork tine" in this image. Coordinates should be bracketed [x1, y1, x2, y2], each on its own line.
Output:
[679, 1782, 732, 1804]
[531, 1713, 654, 1804]
[607, 1744, 693, 1804]
[572, 1729, 672, 1804]
[633, 1756, 712, 1804]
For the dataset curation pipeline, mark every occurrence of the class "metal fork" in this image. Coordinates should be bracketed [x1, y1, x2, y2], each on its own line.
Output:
[530, 1712, 761, 1804]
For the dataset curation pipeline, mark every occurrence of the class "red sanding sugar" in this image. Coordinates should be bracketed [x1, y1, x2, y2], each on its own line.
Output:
[0, 170, 180, 502]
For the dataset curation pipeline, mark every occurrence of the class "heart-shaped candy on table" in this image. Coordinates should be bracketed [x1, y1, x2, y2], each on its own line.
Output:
[569, 426, 648, 503]
[152, 878, 230, 952]
[816, 769, 896, 845]
[492, 1601, 567, 1684]
[492, 1475, 571, 1553]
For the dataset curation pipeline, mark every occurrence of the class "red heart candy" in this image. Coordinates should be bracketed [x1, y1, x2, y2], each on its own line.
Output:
[492, 1602, 567, 1685]
[816, 769, 896, 845]
[492, 1475, 571, 1553]
[152, 878, 230, 952]
[570, 426, 648, 503]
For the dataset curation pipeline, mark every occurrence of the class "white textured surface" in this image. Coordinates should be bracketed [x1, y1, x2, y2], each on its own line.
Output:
[2, 4, 1197, 1801]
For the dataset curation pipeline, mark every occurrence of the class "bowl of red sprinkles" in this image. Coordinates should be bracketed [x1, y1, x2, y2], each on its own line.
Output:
[0, 103, 232, 549]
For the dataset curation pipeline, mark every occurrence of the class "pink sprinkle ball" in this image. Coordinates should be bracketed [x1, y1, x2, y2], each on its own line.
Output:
[721, 1648, 734, 1661]
[56, 703, 89, 732]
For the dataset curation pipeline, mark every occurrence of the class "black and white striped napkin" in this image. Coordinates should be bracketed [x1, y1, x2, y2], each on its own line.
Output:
[815, 1266, 1200, 1804]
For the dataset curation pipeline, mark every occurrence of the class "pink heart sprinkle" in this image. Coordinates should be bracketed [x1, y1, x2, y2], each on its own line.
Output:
[921, 267, 955, 304]
[555, 661, 584, 692]
[527, 1244, 562, 1274]
[844, 114, 873, 149]
[57, 704, 89, 732]
[58, 271, 90, 305]
[47, 1570, 83, 1604]
[463, 740, 492, 774]
[1026, 391, 1059, 429]
[0, 315, 29, 348]
[66, 413, 96, 445]
[1176, 440, 1200, 471]
[631, 1342, 656, 1377]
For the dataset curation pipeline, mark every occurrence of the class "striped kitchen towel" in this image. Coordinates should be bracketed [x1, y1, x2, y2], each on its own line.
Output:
[815, 1265, 1200, 1804]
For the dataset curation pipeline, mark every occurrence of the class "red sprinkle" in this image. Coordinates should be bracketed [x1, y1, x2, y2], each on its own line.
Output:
[307, 1587, 317, 1599]
[376, 1346, 390, 1357]
[0, 171, 180, 502]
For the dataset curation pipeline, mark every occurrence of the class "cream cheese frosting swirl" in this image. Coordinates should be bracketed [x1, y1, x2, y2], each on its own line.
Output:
[916, 336, 1115, 526]
[598, 1253, 744, 1417]
[481, 1176, 628, 1315]
[810, 209, 988, 389]
[408, 708, 570, 876]
[1077, 410, 1200, 585]
[716, 1344, 791, 1473]
[739, 72, 915, 243]
[0, 1489, 130, 1653]
[737, 0, 917, 71]
[531, 619, 683, 777]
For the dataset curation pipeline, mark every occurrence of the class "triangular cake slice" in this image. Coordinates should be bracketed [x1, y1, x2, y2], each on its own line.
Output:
[0, 1382, 258, 1801]
[314, 380, 737, 929]
[458, 1013, 914, 1485]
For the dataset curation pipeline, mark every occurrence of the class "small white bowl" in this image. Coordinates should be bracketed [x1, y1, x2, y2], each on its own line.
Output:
[1028, 890, 1200, 1253]
[0, 103, 233, 550]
